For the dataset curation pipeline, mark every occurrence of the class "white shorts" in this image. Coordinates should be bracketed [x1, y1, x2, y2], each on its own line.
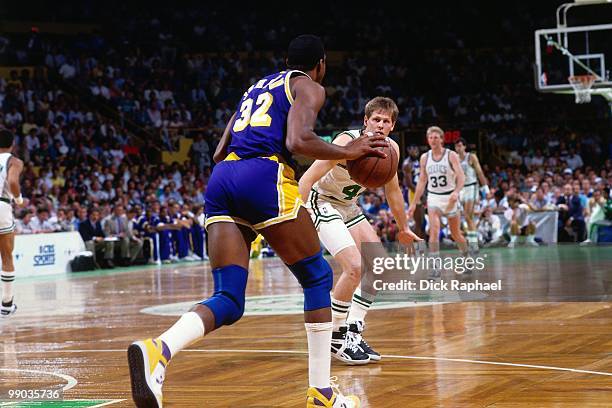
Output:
[0, 201, 15, 234]
[427, 192, 459, 217]
[306, 190, 367, 256]
[460, 183, 478, 203]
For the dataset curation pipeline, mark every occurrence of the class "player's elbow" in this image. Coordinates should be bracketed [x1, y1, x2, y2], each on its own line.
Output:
[286, 135, 306, 155]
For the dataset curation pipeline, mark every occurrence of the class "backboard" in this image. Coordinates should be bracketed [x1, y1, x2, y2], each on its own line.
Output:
[534, 1, 612, 102]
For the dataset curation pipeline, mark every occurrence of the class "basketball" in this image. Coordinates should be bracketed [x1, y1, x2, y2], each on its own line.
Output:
[347, 136, 398, 188]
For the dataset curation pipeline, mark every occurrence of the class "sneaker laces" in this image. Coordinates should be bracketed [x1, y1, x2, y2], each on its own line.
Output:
[348, 321, 368, 348]
[345, 331, 362, 353]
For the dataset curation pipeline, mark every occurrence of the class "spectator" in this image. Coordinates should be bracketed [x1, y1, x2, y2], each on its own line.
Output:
[15, 210, 35, 234]
[189, 134, 211, 173]
[29, 207, 55, 233]
[78, 208, 115, 268]
[103, 203, 142, 266]
[529, 188, 551, 211]
[583, 188, 607, 244]
[556, 183, 586, 242]
[565, 148, 584, 171]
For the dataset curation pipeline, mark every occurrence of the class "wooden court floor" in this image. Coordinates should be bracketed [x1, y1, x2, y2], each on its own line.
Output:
[1, 246, 611, 407]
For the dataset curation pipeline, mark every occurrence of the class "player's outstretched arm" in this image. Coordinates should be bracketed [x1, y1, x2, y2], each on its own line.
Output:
[298, 159, 336, 202]
[7, 156, 23, 205]
[384, 141, 407, 228]
[384, 176, 422, 245]
[287, 78, 387, 160]
[408, 154, 428, 217]
[471, 153, 489, 192]
[449, 151, 465, 193]
[385, 142, 422, 243]
[213, 112, 237, 163]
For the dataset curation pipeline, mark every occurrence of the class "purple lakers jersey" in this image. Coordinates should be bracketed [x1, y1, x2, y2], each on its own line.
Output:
[228, 70, 306, 165]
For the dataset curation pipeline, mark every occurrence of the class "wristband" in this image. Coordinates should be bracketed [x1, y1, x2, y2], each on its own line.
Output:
[14, 195, 23, 205]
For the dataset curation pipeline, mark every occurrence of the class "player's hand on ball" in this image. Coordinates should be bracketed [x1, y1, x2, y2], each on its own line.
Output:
[343, 133, 388, 160]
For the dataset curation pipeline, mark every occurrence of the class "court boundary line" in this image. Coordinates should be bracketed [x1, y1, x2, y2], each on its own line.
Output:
[0, 368, 78, 390]
[2, 349, 610, 377]
[0, 400, 124, 408]
[88, 400, 126, 407]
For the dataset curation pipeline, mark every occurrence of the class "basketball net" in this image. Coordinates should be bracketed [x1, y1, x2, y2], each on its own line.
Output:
[568, 75, 596, 104]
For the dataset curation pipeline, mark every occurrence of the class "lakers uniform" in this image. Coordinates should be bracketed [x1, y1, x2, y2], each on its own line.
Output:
[205, 70, 306, 230]
[402, 154, 421, 205]
[425, 149, 458, 216]
[459, 153, 478, 203]
[0, 153, 15, 234]
[306, 129, 368, 256]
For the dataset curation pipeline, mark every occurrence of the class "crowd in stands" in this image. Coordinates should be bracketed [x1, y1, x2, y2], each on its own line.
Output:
[0, 2, 610, 268]
[12, 157, 209, 267]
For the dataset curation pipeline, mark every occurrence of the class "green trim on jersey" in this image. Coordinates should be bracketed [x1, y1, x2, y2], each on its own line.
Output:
[332, 129, 359, 142]
[345, 213, 367, 229]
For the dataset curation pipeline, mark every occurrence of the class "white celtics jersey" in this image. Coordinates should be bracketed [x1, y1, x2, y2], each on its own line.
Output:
[425, 148, 456, 194]
[312, 129, 366, 205]
[461, 152, 477, 186]
[0, 153, 12, 200]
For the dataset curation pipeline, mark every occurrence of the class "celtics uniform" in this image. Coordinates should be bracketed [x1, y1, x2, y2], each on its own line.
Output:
[425, 148, 459, 216]
[459, 153, 478, 203]
[306, 129, 368, 256]
[0, 153, 15, 234]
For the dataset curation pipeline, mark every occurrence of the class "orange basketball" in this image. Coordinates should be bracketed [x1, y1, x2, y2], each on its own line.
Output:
[347, 139, 398, 189]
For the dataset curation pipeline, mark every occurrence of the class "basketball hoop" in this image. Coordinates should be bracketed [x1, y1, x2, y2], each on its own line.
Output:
[568, 75, 597, 103]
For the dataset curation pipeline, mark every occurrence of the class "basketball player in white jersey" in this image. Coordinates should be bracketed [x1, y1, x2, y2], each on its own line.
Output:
[408, 126, 467, 279]
[0, 130, 24, 317]
[299, 97, 421, 364]
[454, 138, 489, 254]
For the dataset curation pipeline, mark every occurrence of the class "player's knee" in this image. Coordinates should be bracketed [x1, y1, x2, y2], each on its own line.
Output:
[199, 265, 247, 328]
[343, 259, 361, 284]
[288, 250, 332, 311]
[510, 223, 520, 235]
[526, 223, 536, 235]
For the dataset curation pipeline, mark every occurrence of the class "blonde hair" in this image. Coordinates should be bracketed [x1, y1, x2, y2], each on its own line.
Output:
[426, 126, 444, 137]
[365, 97, 399, 122]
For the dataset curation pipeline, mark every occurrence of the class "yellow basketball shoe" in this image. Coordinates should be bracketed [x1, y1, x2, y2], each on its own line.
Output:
[306, 377, 360, 408]
[127, 338, 168, 408]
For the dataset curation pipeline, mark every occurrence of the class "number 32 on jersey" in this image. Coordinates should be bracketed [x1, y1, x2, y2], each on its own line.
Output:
[232, 92, 274, 132]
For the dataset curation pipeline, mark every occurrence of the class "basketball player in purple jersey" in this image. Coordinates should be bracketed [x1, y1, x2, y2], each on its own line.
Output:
[127, 35, 387, 408]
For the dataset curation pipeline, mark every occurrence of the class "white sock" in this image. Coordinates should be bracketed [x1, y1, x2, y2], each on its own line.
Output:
[510, 235, 518, 243]
[526, 235, 536, 243]
[348, 288, 373, 323]
[1, 271, 15, 304]
[305, 322, 332, 389]
[330, 297, 351, 331]
[467, 231, 479, 250]
[158, 311, 205, 358]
